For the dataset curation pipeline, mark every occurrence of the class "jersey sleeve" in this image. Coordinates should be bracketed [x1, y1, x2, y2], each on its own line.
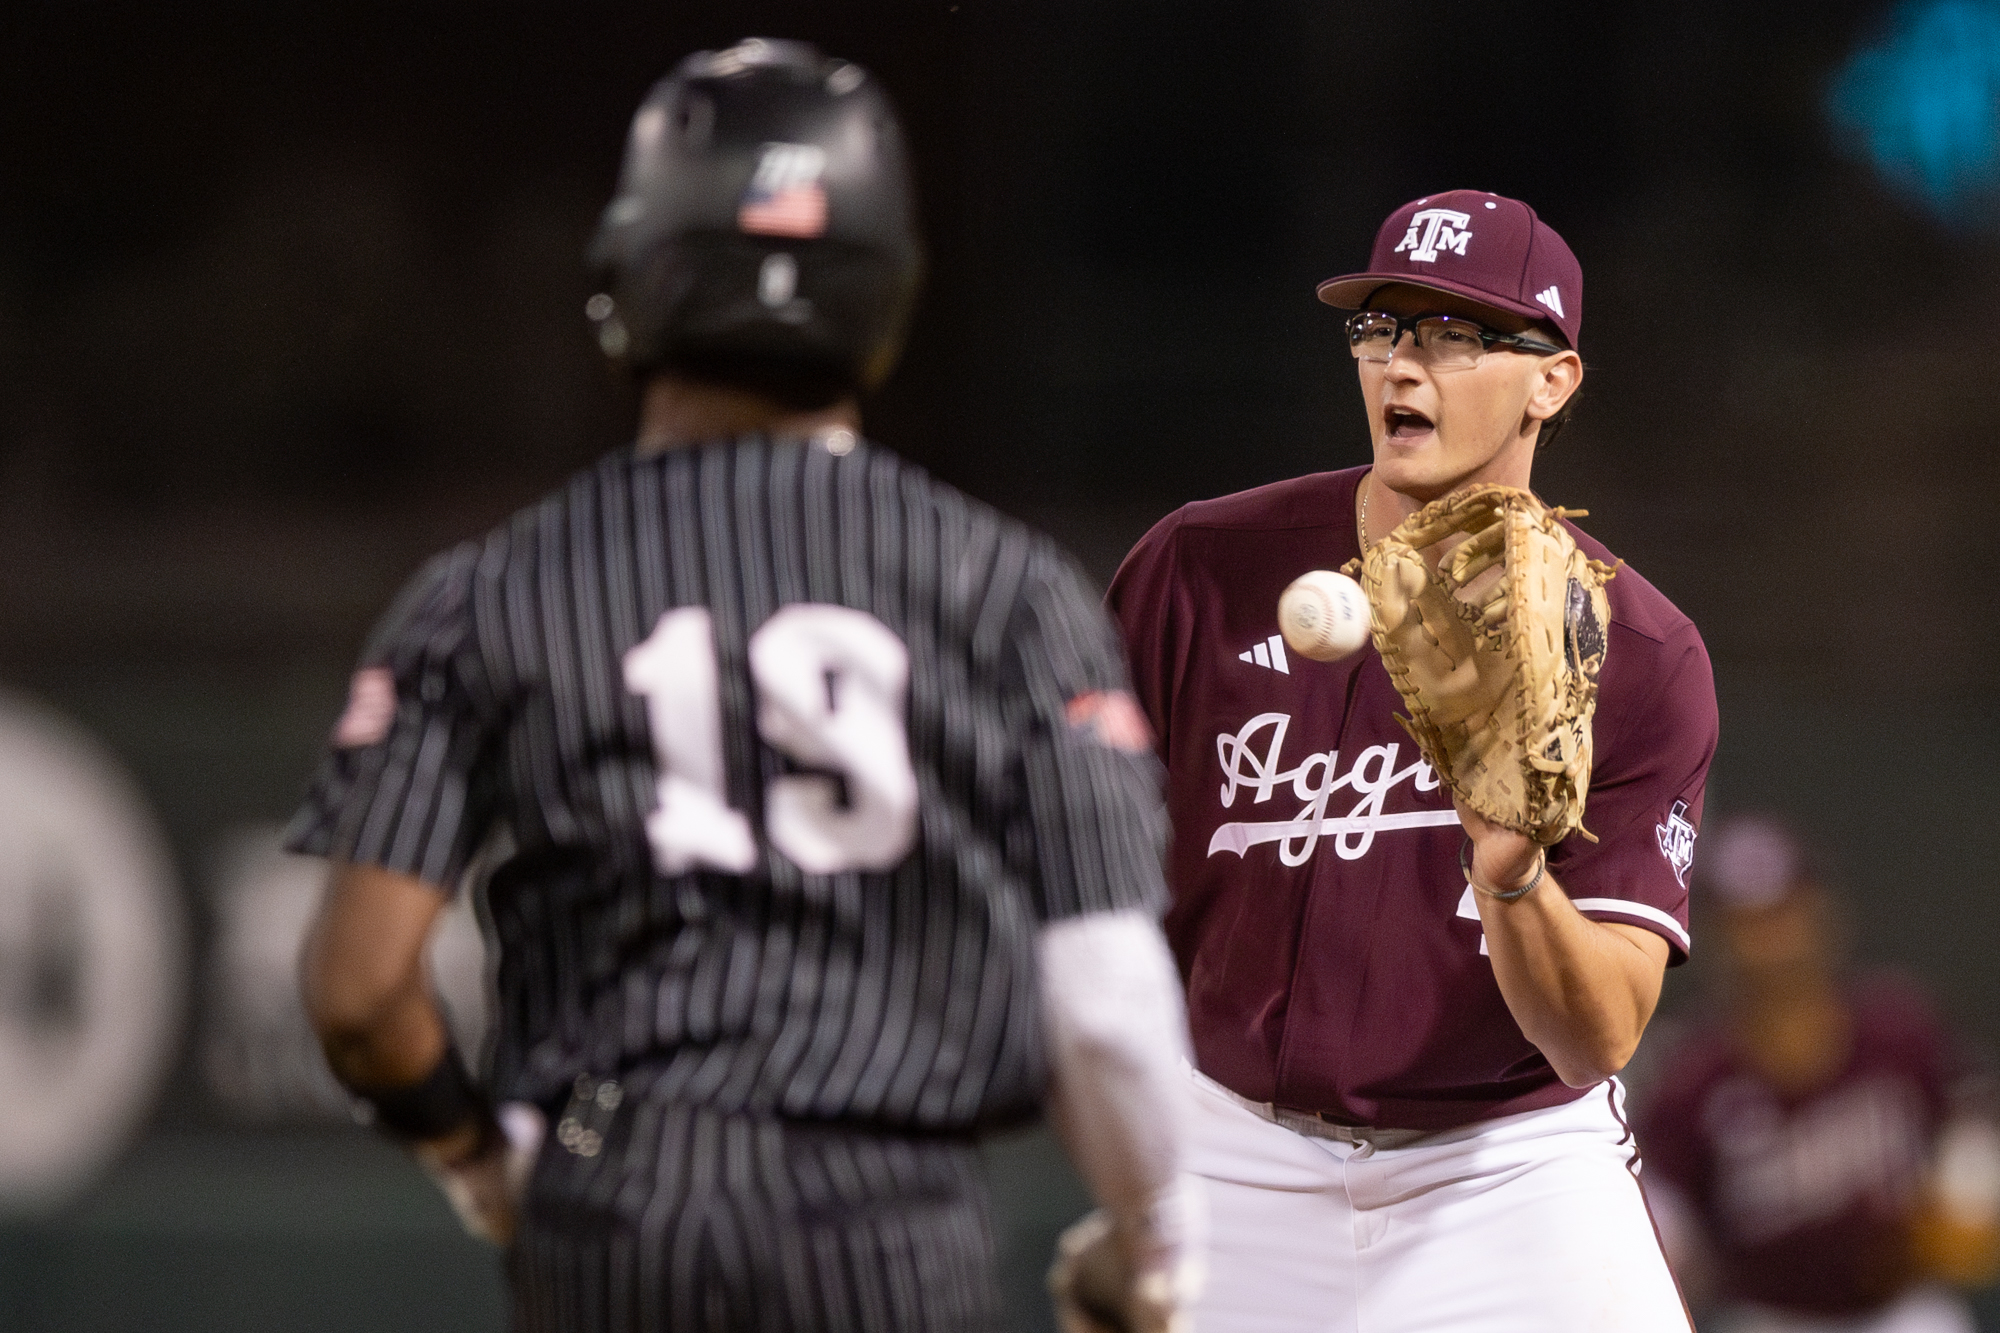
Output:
[1006, 541, 1171, 924]
[284, 543, 502, 891]
[1553, 622, 1718, 962]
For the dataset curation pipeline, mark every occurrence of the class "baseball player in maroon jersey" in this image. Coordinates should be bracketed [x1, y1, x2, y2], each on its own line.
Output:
[1107, 189, 1719, 1329]
[1639, 816, 2000, 1333]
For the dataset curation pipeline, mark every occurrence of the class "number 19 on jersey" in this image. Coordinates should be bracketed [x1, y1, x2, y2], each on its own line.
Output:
[622, 604, 919, 877]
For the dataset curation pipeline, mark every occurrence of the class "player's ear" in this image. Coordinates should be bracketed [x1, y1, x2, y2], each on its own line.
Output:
[1525, 350, 1583, 425]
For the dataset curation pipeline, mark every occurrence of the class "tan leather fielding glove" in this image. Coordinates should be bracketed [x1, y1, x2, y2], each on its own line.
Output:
[1356, 483, 1614, 846]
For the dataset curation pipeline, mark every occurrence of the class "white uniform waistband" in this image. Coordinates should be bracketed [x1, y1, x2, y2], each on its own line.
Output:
[1191, 1067, 1436, 1150]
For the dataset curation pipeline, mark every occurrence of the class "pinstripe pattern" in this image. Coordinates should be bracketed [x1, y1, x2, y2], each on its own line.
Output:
[292, 436, 1164, 1124]
[514, 1102, 996, 1333]
[290, 434, 1166, 1329]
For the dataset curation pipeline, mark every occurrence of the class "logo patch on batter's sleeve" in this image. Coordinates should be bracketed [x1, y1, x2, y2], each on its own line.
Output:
[333, 667, 397, 748]
[1065, 690, 1154, 753]
[1655, 799, 1697, 887]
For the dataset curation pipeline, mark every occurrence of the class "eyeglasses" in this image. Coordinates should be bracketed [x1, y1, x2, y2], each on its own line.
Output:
[1346, 311, 1566, 372]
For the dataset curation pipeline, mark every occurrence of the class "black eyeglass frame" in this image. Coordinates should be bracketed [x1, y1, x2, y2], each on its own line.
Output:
[1345, 310, 1568, 361]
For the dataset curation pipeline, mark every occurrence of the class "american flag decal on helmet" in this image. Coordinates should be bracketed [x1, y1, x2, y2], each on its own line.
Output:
[738, 142, 829, 239]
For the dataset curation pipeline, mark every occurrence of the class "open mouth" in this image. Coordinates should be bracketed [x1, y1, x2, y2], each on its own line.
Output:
[1384, 406, 1434, 440]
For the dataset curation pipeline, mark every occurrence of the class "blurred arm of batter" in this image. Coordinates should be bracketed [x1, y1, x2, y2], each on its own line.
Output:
[303, 860, 454, 1091]
[1039, 910, 1205, 1306]
[1459, 803, 1673, 1088]
[302, 859, 528, 1244]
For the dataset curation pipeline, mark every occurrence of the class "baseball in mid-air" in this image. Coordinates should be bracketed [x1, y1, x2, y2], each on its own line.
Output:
[1278, 569, 1370, 662]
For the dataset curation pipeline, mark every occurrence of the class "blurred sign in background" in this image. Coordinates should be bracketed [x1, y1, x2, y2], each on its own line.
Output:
[4, 0, 2000, 1328]
[0, 693, 180, 1212]
[199, 825, 488, 1124]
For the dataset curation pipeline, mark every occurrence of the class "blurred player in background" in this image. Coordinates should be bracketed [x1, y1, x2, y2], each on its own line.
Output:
[1107, 190, 1718, 1329]
[1638, 816, 2000, 1333]
[291, 39, 1201, 1333]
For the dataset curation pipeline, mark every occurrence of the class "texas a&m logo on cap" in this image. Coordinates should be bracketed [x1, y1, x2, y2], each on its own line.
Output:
[1392, 208, 1473, 263]
[1317, 189, 1586, 352]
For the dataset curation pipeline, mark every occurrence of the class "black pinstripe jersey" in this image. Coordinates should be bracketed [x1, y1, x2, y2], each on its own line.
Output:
[287, 433, 1167, 1132]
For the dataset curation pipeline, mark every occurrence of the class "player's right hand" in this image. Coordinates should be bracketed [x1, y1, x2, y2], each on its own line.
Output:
[1048, 1207, 1200, 1333]
[413, 1101, 546, 1247]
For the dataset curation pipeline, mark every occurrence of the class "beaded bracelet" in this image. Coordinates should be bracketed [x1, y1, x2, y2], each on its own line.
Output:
[1459, 837, 1545, 903]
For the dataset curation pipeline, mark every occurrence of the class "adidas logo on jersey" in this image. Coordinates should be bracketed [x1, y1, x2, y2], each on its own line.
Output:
[1238, 635, 1289, 674]
[1534, 285, 1564, 318]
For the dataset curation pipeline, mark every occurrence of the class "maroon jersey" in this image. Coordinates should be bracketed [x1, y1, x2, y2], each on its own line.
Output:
[1107, 465, 1717, 1130]
[1637, 977, 1957, 1315]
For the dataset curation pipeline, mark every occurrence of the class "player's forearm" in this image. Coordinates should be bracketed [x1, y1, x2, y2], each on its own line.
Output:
[1457, 804, 1670, 1087]
[309, 976, 452, 1089]
[301, 860, 454, 1089]
[1472, 856, 1672, 1088]
[1037, 912, 1200, 1257]
[1477, 877, 1660, 1085]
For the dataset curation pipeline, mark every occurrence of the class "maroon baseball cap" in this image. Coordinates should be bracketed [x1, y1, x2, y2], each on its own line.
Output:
[1316, 189, 1584, 351]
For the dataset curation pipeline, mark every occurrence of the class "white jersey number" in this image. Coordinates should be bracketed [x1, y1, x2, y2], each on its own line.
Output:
[621, 608, 758, 874]
[622, 604, 918, 876]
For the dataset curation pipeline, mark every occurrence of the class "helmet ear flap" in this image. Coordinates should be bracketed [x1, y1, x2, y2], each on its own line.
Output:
[584, 39, 924, 397]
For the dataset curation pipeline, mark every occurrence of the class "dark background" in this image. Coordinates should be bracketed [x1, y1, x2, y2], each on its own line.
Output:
[2, 1, 1998, 1328]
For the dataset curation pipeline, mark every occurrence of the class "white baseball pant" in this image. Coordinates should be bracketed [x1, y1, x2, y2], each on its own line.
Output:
[1185, 1065, 1691, 1332]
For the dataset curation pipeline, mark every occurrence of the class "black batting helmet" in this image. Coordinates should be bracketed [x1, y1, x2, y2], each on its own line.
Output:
[586, 39, 924, 398]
